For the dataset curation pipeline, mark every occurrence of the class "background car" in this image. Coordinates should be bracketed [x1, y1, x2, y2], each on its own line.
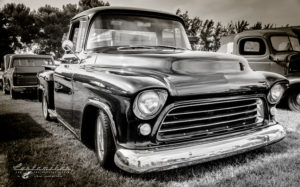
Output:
[2, 54, 54, 99]
[218, 29, 300, 111]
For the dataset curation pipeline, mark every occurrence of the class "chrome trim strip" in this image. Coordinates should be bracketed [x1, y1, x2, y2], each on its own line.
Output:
[115, 123, 285, 173]
[159, 115, 258, 133]
[12, 85, 38, 88]
[170, 97, 257, 110]
[168, 103, 257, 116]
[162, 108, 257, 125]
[57, 115, 79, 138]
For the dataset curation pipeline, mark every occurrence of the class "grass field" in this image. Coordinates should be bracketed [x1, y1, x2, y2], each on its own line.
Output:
[0, 92, 300, 187]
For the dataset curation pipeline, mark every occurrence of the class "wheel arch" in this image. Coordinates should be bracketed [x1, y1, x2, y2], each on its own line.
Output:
[284, 81, 300, 97]
[80, 99, 118, 150]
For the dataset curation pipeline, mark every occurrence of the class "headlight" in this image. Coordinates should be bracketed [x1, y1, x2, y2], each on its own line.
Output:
[133, 89, 168, 120]
[267, 83, 285, 104]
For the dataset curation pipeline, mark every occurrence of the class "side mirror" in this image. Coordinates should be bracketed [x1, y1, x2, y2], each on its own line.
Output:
[62, 40, 74, 52]
[61, 40, 80, 63]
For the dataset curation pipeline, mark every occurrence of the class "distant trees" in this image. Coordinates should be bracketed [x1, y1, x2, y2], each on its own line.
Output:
[0, 0, 109, 63]
[79, 0, 109, 11]
[176, 8, 281, 51]
[0, 12, 14, 64]
[1, 3, 38, 51]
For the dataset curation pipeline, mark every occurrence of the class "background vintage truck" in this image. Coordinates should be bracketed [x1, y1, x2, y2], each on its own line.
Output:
[218, 29, 300, 111]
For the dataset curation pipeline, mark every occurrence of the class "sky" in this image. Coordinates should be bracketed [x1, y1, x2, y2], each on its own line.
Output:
[0, 0, 300, 27]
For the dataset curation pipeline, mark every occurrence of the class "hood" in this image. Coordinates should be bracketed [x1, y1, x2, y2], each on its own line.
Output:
[81, 50, 271, 96]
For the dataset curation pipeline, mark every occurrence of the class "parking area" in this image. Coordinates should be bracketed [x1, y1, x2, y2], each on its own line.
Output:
[1, 92, 300, 186]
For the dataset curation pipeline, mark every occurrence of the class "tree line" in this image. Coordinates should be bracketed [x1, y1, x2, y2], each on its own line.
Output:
[175, 9, 284, 51]
[0, 0, 109, 65]
[0, 0, 281, 65]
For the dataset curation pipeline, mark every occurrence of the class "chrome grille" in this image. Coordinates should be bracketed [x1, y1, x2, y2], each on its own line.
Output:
[157, 97, 265, 142]
[14, 73, 38, 86]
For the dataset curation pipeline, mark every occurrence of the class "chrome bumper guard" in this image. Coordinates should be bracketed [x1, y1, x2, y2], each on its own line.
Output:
[114, 123, 285, 173]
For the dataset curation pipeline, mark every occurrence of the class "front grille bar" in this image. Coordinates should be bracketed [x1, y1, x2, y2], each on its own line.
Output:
[159, 115, 258, 133]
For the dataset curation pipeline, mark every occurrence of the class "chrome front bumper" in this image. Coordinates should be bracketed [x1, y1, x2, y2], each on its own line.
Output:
[12, 85, 38, 92]
[114, 123, 285, 173]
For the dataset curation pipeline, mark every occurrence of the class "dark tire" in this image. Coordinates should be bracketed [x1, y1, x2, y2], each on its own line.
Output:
[288, 91, 300, 112]
[42, 95, 51, 120]
[2, 81, 9, 94]
[10, 86, 18, 99]
[94, 110, 115, 168]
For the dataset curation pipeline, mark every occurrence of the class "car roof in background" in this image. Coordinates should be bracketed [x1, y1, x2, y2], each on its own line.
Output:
[72, 6, 185, 25]
[234, 29, 298, 38]
[10, 54, 53, 60]
[220, 29, 298, 45]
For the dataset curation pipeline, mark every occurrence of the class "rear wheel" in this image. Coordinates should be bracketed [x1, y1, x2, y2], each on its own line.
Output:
[42, 95, 51, 120]
[2, 80, 9, 94]
[94, 110, 115, 168]
[288, 90, 300, 112]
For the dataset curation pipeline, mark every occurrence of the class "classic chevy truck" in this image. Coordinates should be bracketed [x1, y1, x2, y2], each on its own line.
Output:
[39, 7, 288, 173]
[2, 54, 54, 98]
[218, 29, 300, 111]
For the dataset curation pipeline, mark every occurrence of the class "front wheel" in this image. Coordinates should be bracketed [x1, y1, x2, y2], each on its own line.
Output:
[288, 90, 300, 112]
[94, 110, 115, 168]
[42, 95, 51, 120]
[2, 80, 9, 94]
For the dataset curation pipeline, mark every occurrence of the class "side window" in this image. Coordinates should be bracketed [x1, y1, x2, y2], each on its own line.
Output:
[69, 20, 87, 52]
[218, 42, 233, 54]
[239, 38, 266, 55]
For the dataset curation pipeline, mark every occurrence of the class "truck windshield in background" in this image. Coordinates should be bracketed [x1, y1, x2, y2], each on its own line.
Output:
[270, 36, 300, 52]
[86, 14, 191, 50]
[12, 58, 53, 67]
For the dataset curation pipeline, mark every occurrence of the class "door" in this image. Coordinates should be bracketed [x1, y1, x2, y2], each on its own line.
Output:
[238, 37, 272, 71]
[54, 64, 74, 125]
[54, 18, 87, 126]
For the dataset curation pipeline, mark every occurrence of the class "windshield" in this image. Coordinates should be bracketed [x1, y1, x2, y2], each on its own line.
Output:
[270, 36, 300, 52]
[12, 58, 53, 67]
[86, 14, 191, 50]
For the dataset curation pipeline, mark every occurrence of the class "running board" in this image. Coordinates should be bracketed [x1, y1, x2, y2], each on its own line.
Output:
[48, 109, 57, 118]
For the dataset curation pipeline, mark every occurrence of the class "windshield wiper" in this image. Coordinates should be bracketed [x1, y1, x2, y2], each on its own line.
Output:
[117, 45, 188, 51]
[148, 45, 187, 50]
[117, 46, 155, 50]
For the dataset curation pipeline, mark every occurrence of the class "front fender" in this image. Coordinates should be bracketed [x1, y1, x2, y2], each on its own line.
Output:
[257, 71, 289, 87]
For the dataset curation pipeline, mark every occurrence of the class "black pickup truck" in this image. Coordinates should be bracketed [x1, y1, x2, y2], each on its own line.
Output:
[38, 7, 288, 173]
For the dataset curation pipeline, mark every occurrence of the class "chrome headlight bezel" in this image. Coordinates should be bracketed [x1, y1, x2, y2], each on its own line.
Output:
[267, 83, 286, 104]
[133, 89, 168, 120]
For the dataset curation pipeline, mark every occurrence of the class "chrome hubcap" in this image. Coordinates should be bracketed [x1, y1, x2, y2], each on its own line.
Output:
[96, 116, 105, 159]
[296, 93, 300, 105]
